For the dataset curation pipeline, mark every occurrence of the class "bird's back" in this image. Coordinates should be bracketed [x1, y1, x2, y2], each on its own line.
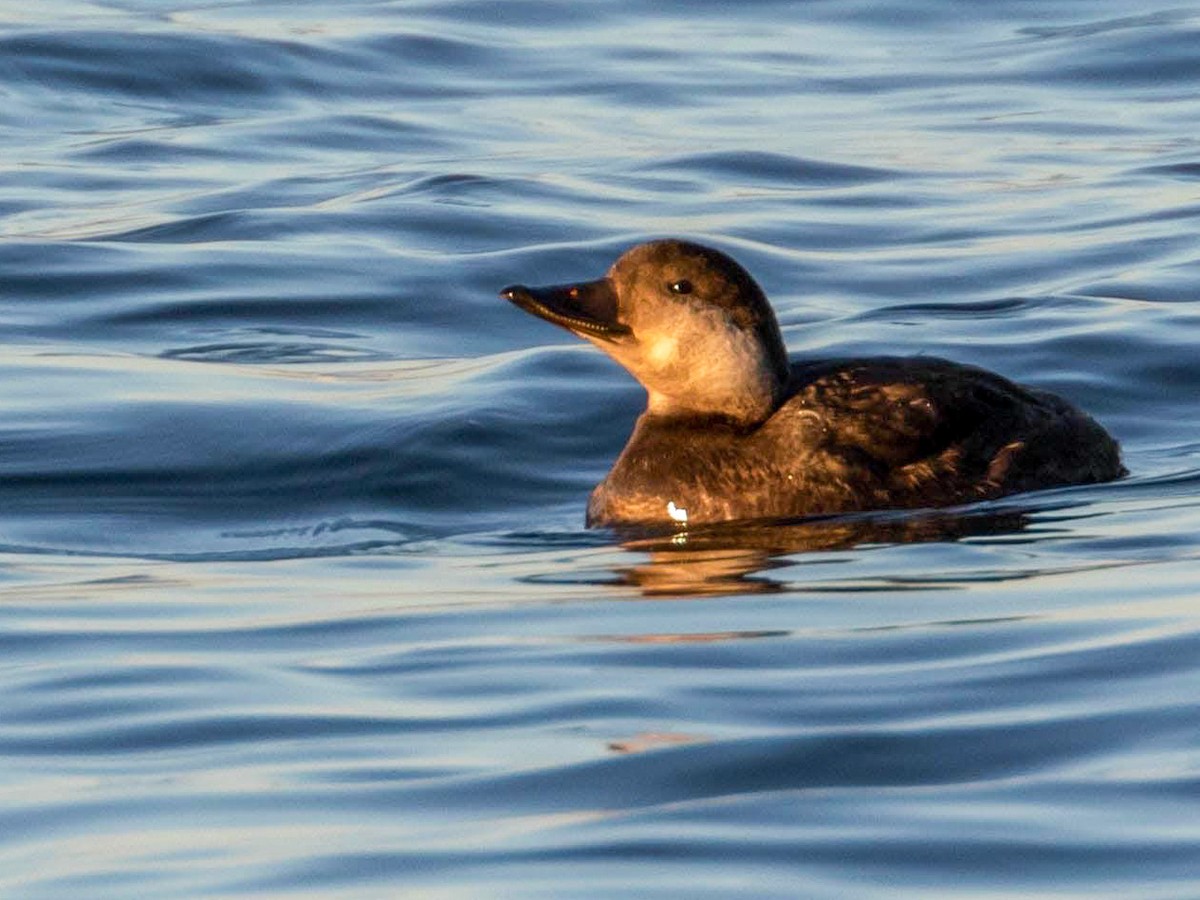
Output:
[587, 356, 1123, 527]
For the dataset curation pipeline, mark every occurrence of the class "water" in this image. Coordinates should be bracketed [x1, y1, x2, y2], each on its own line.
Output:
[2, 1, 1200, 896]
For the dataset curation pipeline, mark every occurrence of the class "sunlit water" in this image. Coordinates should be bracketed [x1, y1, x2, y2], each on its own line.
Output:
[3, 1, 1200, 897]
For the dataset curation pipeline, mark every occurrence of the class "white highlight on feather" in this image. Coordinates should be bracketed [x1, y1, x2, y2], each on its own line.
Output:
[667, 501, 688, 524]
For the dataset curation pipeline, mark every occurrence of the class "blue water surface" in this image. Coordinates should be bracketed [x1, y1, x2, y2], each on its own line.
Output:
[3, 1, 1200, 897]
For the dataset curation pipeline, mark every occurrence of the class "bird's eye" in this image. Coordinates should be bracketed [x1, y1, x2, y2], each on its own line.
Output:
[668, 279, 693, 295]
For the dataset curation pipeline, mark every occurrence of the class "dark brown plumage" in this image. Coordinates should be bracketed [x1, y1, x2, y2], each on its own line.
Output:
[502, 240, 1124, 528]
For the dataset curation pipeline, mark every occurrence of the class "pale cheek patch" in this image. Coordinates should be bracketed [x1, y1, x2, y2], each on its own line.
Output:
[648, 336, 678, 366]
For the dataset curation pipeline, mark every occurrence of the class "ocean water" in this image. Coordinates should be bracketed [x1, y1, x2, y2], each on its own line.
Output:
[2, 0, 1200, 896]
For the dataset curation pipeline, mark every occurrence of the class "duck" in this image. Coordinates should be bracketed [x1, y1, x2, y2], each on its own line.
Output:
[501, 239, 1124, 528]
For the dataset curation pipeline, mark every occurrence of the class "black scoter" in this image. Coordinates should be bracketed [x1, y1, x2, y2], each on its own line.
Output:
[502, 240, 1124, 527]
